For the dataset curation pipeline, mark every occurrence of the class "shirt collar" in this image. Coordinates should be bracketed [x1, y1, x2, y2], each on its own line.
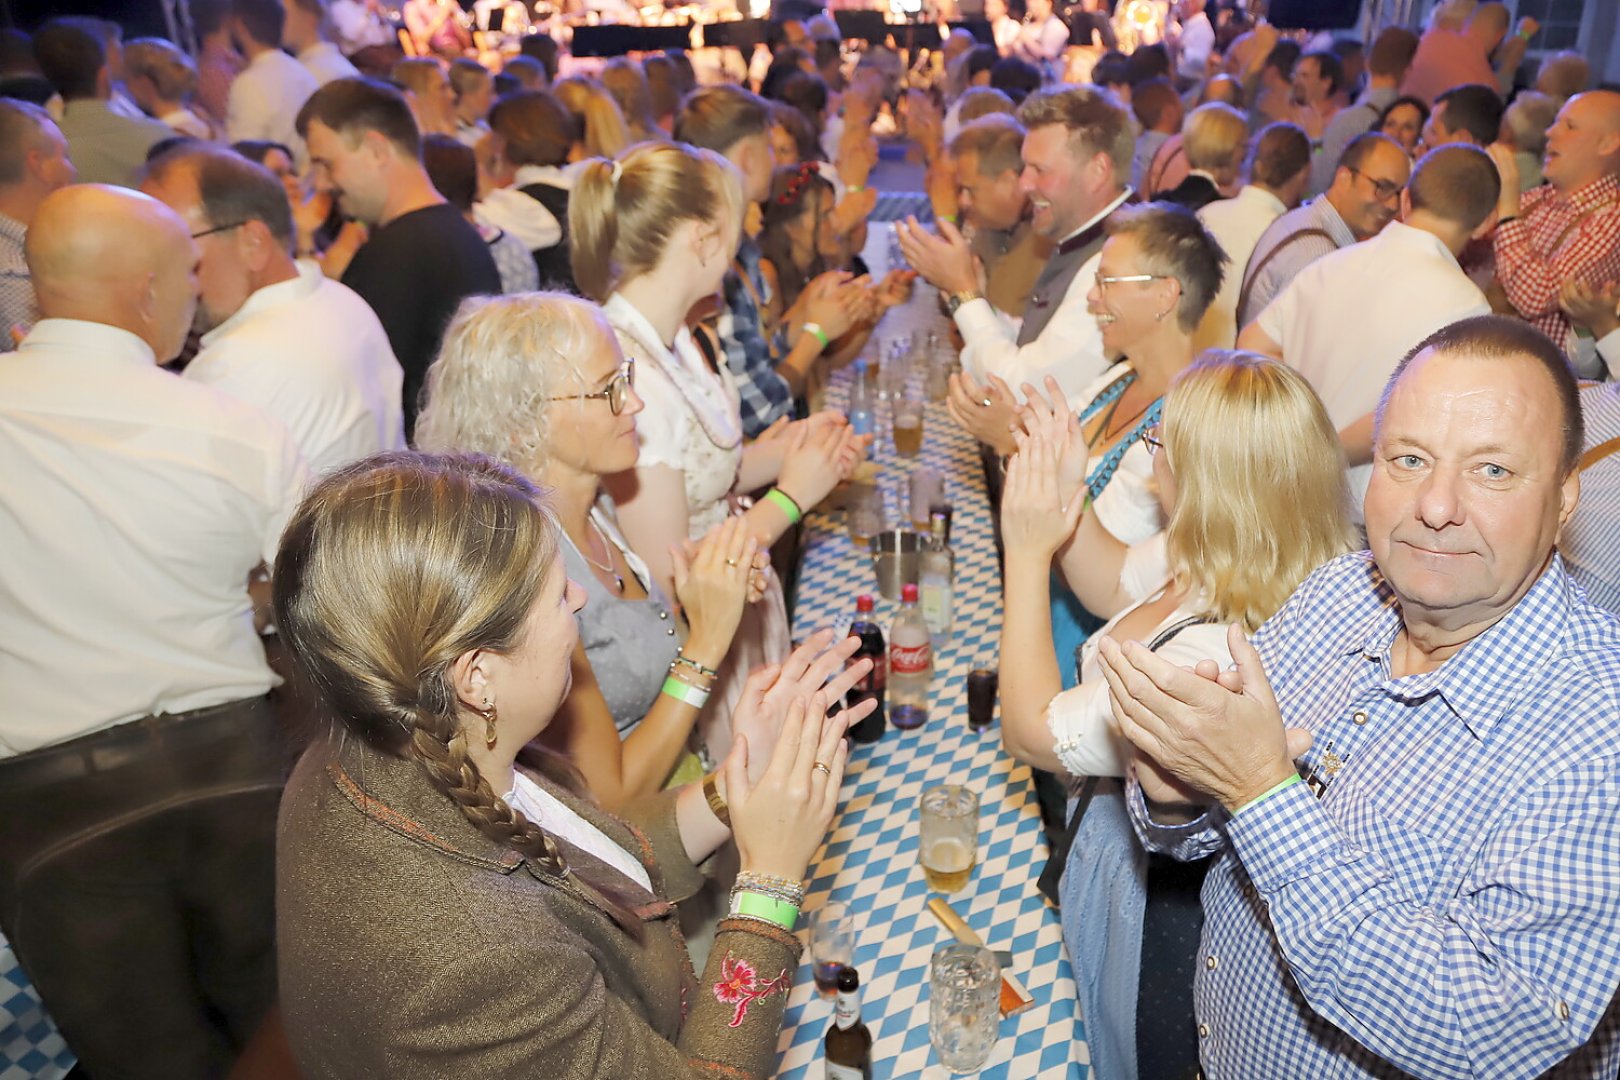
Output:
[0, 210, 26, 248]
[1060, 187, 1133, 249]
[20, 317, 156, 366]
[1353, 553, 1577, 738]
[1239, 185, 1287, 216]
[1309, 193, 1357, 246]
[1375, 219, 1464, 269]
[1565, 173, 1620, 214]
[199, 262, 319, 348]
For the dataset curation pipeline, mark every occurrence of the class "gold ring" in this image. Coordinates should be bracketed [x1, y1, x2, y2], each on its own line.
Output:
[812, 761, 832, 776]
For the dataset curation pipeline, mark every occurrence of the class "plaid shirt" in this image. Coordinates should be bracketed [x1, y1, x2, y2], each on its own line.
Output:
[0, 212, 34, 352]
[1495, 174, 1620, 355]
[720, 239, 794, 438]
[1130, 552, 1620, 1079]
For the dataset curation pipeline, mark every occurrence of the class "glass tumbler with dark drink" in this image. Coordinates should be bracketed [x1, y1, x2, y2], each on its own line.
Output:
[966, 667, 997, 730]
[811, 901, 854, 998]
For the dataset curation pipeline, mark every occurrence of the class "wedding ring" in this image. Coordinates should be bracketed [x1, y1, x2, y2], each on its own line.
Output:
[980, 397, 993, 408]
[727, 557, 739, 566]
[812, 760, 833, 776]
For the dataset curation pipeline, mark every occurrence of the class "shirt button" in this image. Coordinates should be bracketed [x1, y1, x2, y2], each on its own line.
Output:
[1557, 1000, 1571, 1021]
[1205, 955, 1218, 970]
[1198, 1023, 1210, 1038]
[1352, 710, 1368, 725]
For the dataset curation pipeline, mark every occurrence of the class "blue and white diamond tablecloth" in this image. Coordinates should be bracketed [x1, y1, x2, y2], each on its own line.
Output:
[1, 934, 73, 1080]
[778, 271, 1089, 1079]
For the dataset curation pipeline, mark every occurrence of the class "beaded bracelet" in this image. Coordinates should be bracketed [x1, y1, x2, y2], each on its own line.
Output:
[764, 487, 803, 524]
[735, 871, 805, 893]
[731, 890, 800, 931]
[673, 653, 719, 679]
[730, 883, 805, 909]
[666, 662, 715, 689]
[661, 675, 710, 709]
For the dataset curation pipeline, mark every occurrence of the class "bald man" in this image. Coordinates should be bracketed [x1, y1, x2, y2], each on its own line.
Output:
[1491, 90, 1620, 356]
[0, 185, 307, 1079]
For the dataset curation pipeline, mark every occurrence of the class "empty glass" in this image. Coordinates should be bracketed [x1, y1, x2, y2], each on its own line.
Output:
[847, 480, 886, 547]
[930, 943, 1000, 1073]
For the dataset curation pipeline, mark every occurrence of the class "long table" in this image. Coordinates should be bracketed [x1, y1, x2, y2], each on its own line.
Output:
[0, 938, 73, 1080]
[775, 266, 1088, 1078]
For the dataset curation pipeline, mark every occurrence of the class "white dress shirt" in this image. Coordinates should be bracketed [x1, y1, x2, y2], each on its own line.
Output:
[297, 41, 360, 87]
[1256, 220, 1490, 512]
[329, 0, 395, 52]
[1174, 11, 1215, 81]
[188, 261, 406, 475]
[227, 48, 320, 168]
[0, 319, 309, 756]
[953, 189, 1131, 405]
[473, 164, 571, 252]
[1194, 184, 1287, 351]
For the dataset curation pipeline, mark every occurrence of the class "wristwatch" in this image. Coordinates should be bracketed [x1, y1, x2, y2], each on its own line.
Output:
[945, 290, 982, 317]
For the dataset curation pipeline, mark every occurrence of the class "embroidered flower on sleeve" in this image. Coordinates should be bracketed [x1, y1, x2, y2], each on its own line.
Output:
[712, 952, 792, 1028]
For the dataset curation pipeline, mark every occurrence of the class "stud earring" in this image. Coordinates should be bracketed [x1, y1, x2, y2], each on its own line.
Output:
[480, 697, 498, 749]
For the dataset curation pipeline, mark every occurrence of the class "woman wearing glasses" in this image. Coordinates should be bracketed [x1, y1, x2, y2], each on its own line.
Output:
[416, 293, 756, 810]
[997, 354, 1354, 1080]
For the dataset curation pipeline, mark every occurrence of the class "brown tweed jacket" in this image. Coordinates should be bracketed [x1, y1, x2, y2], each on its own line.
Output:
[277, 735, 803, 1079]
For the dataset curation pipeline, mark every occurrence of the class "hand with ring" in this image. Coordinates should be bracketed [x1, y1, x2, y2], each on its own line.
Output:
[946, 371, 1021, 455]
[671, 516, 756, 672]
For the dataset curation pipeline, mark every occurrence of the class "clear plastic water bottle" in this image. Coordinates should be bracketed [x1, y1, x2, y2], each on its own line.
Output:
[920, 513, 954, 642]
[848, 363, 875, 439]
[889, 583, 932, 730]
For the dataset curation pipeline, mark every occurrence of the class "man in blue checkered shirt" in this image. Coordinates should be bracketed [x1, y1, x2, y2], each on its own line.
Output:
[1100, 315, 1620, 1078]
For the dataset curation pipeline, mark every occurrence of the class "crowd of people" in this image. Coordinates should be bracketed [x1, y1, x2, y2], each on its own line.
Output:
[2, 0, 1620, 1078]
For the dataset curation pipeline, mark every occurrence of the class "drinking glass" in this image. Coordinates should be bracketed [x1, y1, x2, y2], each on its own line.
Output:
[847, 479, 886, 547]
[891, 386, 925, 459]
[810, 901, 854, 998]
[919, 785, 978, 893]
[930, 943, 1001, 1073]
[966, 664, 998, 730]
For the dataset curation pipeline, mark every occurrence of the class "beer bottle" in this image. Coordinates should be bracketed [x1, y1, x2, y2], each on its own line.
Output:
[824, 965, 872, 1079]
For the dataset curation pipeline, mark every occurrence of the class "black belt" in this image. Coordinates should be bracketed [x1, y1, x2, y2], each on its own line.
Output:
[0, 696, 274, 789]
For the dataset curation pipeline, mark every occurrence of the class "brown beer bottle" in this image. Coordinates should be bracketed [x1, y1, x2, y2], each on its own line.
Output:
[823, 965, 873, 1079]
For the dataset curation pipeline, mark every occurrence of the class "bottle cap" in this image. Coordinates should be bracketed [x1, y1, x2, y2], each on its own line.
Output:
[902, 583, 919, 602]
[836, 965, 860, 991]
[856, 594, 875, 612]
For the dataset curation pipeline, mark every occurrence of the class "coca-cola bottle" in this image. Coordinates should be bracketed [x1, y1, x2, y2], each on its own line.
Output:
[888, 583, 932, 730]
[846, 594, 886, 743]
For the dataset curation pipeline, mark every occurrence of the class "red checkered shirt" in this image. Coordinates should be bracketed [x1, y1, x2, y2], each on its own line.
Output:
[1494, 173, 1620, 354]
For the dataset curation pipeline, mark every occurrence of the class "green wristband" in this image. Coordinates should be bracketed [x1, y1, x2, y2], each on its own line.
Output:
[661, 676, 710, 709]
[1234, 773, 1302, 816]
[731, 890, 800, 931]
[803, 321, 830, 349]
[764, 487, 803, 524]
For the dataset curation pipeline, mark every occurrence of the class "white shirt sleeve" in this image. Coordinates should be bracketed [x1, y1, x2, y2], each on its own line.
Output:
[626, 354, 692, 473]
[953, 250, 1109, 404]
[473, 187, 562, 252]
[1254, 273, 1300, 353]
[1120, 533, 1170, 601]
[1598, 328, 1620, 381]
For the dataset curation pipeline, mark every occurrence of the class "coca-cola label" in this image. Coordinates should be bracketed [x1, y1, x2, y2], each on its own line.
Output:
[890, 641, 931, 675]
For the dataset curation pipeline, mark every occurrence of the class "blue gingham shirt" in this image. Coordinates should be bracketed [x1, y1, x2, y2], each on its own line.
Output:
[1129, 552, 1620, 1079]
[1562, 382, 1620, 617]
[720, 238, 794, 438]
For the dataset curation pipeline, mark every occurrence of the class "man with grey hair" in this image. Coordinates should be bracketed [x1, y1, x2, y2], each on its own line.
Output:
[143, 144, 403, 473]
[897, 84, 1135, 440]
[0, 99, 74, 348]
[1100, 313, 1620, 1079]
[945, 114, 1049, 320]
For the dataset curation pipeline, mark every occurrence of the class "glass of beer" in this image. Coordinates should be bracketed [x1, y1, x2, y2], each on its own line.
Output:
[919, 785, 978, 893]
[892, 387, 925, 459]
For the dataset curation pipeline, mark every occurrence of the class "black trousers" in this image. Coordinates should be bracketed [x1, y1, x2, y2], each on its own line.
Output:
[0, 697, 287, 1080]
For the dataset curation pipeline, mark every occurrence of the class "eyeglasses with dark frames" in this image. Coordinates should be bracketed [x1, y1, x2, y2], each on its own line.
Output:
[190, 221, 250, 240]
[1140, 424, 1163, 456]
[1348, 167, 1404, 202]
[545, 359, 636, 415]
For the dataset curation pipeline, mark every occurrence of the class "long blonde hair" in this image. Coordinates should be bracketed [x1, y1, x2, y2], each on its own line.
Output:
[569, 140, 743, 302]
[552, 76, 631, 159]
[272, 452, 645, 933]
[414, 291, 613, 471]
[1163, 352, 1355, 630]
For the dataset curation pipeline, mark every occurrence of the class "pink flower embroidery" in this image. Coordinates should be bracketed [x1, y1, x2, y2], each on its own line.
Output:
[712, 953, 792, 1028]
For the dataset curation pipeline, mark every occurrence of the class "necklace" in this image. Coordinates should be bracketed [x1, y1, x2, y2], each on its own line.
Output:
[579, 517, 624, 594]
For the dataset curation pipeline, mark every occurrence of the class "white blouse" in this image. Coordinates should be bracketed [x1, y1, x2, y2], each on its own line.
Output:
[1071, 362, 1165, 547]
[603, 293, 744, 539]
[506, 771, 653, 892]
[1045, 560, 1231, 779]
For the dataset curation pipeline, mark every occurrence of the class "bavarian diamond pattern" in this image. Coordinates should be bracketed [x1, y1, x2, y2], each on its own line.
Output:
[778, 256, 1086, 1079]
[0, 935, 73, 1080]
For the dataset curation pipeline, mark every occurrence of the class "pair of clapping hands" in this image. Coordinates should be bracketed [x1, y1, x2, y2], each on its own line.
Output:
[998, 378, 1313, 817]
[791, 269, 918, 344]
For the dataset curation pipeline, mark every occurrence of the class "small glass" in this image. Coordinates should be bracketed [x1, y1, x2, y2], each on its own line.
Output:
[810, 901, 854, 998]
[930, 943, 1001, 1073]
[847, 480, 886, 547]
[909, 466, 944, 529]
[966, 665, 998, 730]
[919, 785, 978, 893]
[891, 386, 925, 459]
